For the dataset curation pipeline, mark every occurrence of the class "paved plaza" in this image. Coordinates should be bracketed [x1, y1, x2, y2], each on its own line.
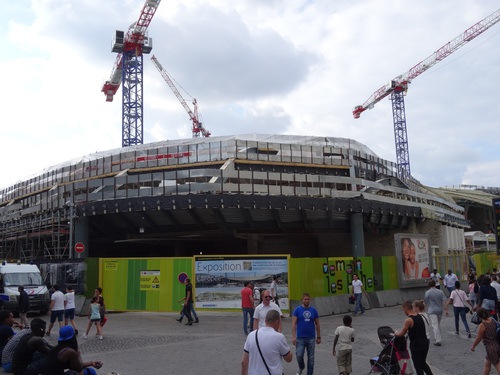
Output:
[38, 305, 484, 375]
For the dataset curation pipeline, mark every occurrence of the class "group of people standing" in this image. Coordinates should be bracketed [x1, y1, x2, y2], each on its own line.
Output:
[0, 285, 106, 375]
[240, 280, 355, 375]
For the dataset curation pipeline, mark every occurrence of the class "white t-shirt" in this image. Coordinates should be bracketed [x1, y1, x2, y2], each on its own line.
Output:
[51, 290, 65, 311]
[352, 279, 363, 294]
[444, 273, 458, 288]
[334, 325, 355, 351]
[253, 302, 283, 328]
[65, 291, 76, 309]
[243, 326, 290, 375]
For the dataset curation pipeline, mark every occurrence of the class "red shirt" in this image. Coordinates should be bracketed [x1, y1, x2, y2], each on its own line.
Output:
[241, 286, 253, 308]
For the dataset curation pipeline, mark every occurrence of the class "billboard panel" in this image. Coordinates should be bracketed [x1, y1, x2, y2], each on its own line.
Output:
[194, 255, 289, 310]
[394, 233, 431, 288]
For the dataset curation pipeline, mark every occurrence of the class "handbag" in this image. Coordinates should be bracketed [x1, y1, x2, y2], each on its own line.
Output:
[456, 290, 471, 314]
[348, 294, 356, 305]
[471, 312, 481, 325]
[255, 330, 272, 375]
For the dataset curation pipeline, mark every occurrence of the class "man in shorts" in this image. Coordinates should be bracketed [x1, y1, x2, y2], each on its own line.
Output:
[46, 284, 65, 336]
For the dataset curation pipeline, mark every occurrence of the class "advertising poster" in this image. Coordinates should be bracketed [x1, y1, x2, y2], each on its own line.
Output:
[194, 255, 289, 310]
[395, 233, 431, 288]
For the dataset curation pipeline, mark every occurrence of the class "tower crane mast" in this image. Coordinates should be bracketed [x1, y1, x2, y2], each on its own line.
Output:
[101, 0, 162, 147]
[353, 8, 500, 179]
[151, 55, 211, 138]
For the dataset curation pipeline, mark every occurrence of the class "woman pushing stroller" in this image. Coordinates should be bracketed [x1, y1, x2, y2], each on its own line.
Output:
[394, 300, 433, 375]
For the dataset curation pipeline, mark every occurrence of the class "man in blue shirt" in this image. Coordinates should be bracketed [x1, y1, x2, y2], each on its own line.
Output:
[292, 293, 321, 375]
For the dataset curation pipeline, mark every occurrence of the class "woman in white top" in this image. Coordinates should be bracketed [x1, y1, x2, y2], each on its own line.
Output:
[447, 280, 474, 337]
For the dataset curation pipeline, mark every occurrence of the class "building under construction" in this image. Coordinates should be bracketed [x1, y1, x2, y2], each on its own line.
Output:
[0, 134, 478, 262]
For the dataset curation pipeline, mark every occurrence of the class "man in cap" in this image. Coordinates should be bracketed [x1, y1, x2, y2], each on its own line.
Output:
[44, 325, 103, 374]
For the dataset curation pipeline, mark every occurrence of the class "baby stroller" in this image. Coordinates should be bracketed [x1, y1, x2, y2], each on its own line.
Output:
[369, 326, 411, 375]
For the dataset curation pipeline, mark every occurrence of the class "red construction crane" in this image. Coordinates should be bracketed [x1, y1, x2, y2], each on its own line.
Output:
[101, 0, 162, 147]
[151, 55, 211, 138]
[353, 8, 500, 179]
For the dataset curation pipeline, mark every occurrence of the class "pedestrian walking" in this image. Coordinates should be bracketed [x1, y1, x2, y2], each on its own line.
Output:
[292, 293, 321, 375]
[83, 296, 103, 340]
[253, 290, 283, 331]
[270, 276, 280, 306]
[351, 274, 367, 316]
[241, 282, 254, 335]
[332, 315, 355, 375]
[394, 300, 433, 375]
[430, 269, 442, 289]
[470, 307, 500, 375]
[46, 284, 65, 336]
[241, 310, 293, 375]
[181, 278, 195, 326]
[64, 286, 78, 335]
[447, 280, 473, 337]
[424, 280, 447, 346]
[17, 286, 29, 328]
[443, 269, 458, 295]
[94, 287, 107, 331]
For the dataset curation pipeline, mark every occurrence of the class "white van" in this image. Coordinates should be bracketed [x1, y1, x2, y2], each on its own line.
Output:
[0, 262, 50, 313]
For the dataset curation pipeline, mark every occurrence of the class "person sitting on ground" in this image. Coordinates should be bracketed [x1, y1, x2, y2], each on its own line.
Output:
[1, 318, 45, 372]
[43, 325, 103, 375]
[11, 318, 52, 375]
[0, 311, 23, 359]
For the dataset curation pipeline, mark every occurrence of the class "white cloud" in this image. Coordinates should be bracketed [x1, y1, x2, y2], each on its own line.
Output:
[1, 0, 500, 189]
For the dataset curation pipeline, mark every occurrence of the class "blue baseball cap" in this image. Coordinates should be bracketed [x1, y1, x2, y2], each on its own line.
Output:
[58, 326, 75, 341]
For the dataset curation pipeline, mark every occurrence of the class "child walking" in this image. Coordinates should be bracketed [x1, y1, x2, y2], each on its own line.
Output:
[84, 296, 103, 340]
[333, 315, 355, 375]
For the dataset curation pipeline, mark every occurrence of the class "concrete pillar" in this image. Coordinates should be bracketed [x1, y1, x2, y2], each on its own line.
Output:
[247, 234, 263, 254]
[350, 213, 365, 257]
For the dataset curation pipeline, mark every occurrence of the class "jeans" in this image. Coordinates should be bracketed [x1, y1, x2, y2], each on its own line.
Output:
[296, 337, 316, 375]
[182, 301, 194, 322]
[354, 293, 365, 314]
[180, 304, 198, 320]
[242, 307, 254, 334]
[453, 306, 470, 333]
[428, 313, 442, 344]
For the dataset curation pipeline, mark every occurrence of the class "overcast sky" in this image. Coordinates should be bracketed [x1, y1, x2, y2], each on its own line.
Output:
[1, 0, 499, 190]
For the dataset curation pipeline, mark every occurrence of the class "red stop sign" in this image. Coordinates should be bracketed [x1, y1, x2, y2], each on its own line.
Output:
[75, 242, 85, 253]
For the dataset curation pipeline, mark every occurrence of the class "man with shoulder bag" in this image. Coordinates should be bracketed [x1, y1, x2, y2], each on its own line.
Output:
[241, 310, 293, 375]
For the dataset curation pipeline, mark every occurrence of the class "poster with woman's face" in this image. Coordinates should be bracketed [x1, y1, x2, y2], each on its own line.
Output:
[395, 234, 431, 288]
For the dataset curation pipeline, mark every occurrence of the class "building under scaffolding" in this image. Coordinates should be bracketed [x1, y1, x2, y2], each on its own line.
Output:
[0, 134, 473, 262]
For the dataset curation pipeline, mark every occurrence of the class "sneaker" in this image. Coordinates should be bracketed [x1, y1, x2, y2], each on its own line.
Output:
[352, 312, 357, 316]
[194, 319, 199, 323]
[455, 331, 459, 335]
[434, 342, 441, 346]
[83, 335, 88, 339]
[98, 335, 103, 340]
[74, 329, 79, 335]
[361, 312, 366, 315]
[185, 321, 193, 326]
[176, 318, 183, 323]
[296, 368, 304, 375]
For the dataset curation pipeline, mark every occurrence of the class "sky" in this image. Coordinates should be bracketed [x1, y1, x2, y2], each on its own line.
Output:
[1, 0, 500, 190]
